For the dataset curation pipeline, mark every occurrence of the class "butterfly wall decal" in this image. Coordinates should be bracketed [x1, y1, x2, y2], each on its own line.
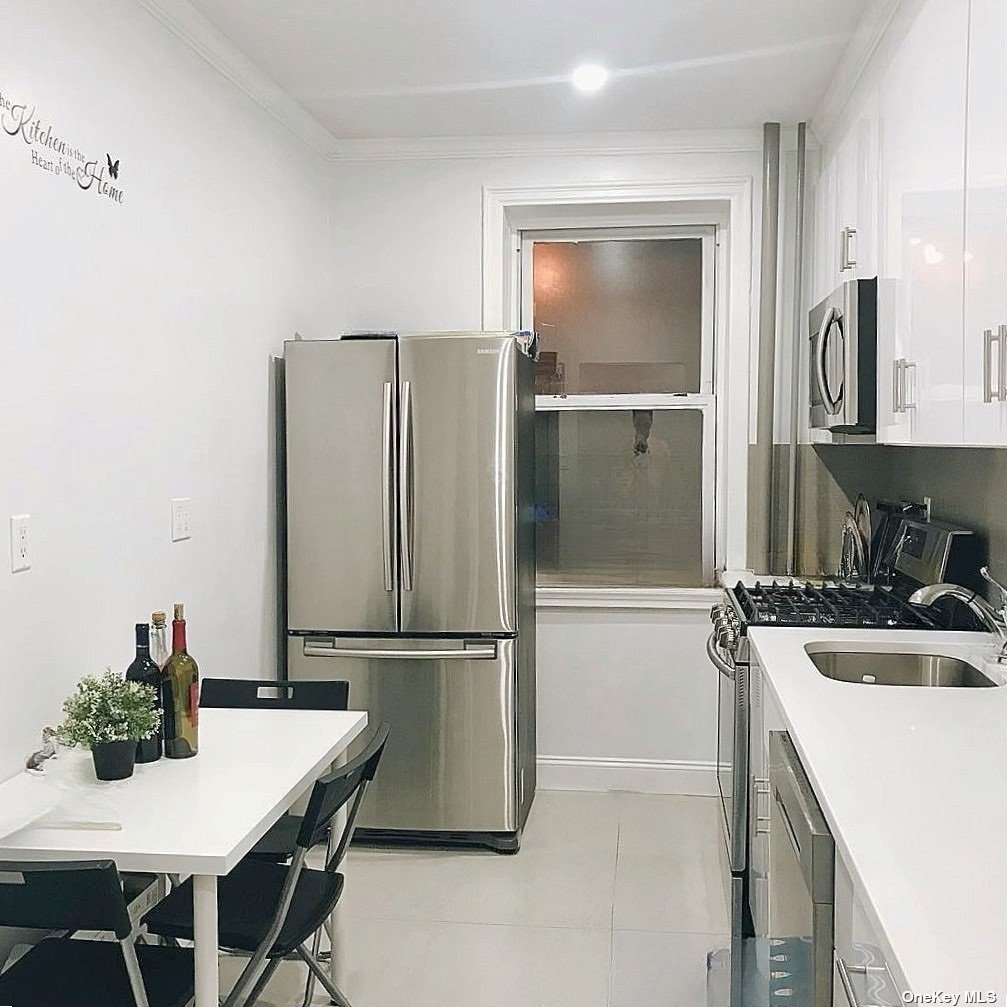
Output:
[106, 154, 120, 180]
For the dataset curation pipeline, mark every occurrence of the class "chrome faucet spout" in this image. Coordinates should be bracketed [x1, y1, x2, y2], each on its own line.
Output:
[908, 583, 1007, 659]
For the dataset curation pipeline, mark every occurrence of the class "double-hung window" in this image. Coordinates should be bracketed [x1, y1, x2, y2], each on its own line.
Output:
[522, 227, 718, 589]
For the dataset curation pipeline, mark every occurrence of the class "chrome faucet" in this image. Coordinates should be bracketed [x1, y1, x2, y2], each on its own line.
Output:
[908, 566, 1007, 662]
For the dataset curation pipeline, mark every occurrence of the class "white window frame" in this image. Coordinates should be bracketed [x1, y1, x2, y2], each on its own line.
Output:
[481, 177, 755, 590]
[522, 226, 719, 586]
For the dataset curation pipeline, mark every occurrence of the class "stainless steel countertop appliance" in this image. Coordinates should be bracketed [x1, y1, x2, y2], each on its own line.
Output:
[706, 514, 977, 1005]
[809, 278, 878, 433]
[284, 332, 537, 852]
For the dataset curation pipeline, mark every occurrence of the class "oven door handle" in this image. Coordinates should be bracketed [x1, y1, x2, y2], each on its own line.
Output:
[706, 633, 735, 680]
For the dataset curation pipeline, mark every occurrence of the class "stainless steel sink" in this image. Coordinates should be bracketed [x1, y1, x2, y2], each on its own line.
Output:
[805, 648, 998, 687]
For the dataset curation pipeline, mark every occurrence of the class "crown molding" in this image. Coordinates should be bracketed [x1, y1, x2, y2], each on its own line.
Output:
[134, 0, 340, 157]
[327, 128, 767, 162]
[812, 0, 904, 142]
[133, 0, 817, 164]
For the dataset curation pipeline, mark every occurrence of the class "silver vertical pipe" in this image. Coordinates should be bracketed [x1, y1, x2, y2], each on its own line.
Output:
[785, 123, 808, 576]
[753, 122, 781, 571]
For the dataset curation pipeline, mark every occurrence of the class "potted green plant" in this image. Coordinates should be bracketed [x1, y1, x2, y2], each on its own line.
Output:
[59, 670, 161, 781]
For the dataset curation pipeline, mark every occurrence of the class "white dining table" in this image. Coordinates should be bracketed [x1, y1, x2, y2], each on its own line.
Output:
[0, 707, 368, 1007]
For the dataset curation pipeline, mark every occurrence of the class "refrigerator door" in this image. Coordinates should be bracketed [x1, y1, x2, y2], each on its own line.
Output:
[397, 333, 518, 634]
[286, 339, 398, 633]
[288, 634, 518, 832]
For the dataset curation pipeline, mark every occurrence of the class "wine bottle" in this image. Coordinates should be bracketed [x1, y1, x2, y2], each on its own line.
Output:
[163, 602, 199, 759]
[150, 610, 170, 670]
[126, 623, 163, 764]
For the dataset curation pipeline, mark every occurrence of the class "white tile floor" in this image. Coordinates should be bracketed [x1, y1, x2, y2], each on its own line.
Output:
[226, 790, 732, 1007]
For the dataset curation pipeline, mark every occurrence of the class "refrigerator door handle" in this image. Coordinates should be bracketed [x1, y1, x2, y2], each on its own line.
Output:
[381, 381, 395, 592]
[399, 380, 415, 591]
[302, 643, 498, 661]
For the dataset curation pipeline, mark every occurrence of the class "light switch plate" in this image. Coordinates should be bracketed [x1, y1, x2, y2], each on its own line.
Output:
[10, 515, 31, 573]
[170, 498, 192, 542]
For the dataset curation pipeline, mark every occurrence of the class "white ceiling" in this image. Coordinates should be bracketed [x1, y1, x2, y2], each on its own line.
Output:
[186, 0, 872, 141]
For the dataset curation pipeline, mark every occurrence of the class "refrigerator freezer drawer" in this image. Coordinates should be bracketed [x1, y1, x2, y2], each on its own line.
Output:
[288, 635, 518, 833]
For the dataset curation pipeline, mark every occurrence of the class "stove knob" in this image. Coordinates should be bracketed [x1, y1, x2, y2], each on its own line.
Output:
[715, 619, 733, 648]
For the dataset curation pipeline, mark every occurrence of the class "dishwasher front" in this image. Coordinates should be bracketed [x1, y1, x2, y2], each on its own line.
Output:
[759, 730, 836, 1007]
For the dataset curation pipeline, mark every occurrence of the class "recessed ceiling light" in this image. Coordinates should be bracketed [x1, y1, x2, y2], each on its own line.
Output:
[571, 64, 608, 93]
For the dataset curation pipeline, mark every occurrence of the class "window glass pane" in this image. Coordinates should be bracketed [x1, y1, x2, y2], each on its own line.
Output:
[533, 239, 703, 395]
[534, 409, 707, 588]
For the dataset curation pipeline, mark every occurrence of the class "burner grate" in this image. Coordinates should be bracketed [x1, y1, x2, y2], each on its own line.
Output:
[732, 581, 938, 630]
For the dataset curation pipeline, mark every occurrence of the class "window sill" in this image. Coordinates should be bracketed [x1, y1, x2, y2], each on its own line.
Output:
[536, 586, 723, 611]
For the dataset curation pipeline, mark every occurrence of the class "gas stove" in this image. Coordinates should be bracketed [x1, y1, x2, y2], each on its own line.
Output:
[711, 515, 981, 667]
[709, 579, 938, 668]
[730, 580, 938, 630]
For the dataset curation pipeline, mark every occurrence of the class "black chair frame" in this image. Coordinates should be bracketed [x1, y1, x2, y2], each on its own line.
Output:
[200, 677, 349, 712]
[0, 859, 190, 1007]
[145, 723, 389, 1007]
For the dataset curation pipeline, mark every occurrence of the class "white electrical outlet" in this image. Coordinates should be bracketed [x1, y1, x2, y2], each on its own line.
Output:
[170, 498, 192, 542]
[10, 515, 31, 573]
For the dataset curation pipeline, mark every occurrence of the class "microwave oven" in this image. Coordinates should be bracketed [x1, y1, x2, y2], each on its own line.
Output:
[808, 278, 877, 433]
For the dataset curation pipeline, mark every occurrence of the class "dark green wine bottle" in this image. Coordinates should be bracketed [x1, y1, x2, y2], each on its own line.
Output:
[125, 623, 162, 763]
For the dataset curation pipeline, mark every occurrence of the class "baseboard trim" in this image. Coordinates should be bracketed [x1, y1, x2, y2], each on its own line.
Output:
[537, 756, 719, 797]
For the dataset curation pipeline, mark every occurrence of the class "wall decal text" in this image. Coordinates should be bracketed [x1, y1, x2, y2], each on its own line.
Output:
[1, 84, 125, 205]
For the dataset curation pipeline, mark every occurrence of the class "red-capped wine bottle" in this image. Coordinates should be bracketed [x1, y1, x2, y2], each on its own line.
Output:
[162, 603, 199, 759]
[126, 622, 162, 764]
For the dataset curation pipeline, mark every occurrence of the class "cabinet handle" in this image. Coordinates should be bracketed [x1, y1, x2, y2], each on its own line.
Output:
[982, 327, 1007, 403]
[840, 226, 858, 271]
[892, 358, 914, 413]
[902, 360, 917, 410]
[835, 952, 888, 1007]
[835, 953, 862, 1007]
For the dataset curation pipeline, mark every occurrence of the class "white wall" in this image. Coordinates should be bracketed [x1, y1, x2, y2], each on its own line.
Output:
[0, 0, 331, 783]
[537, 604, 720, 794]
[329, 148, 759, 332]
[328, 147, 756, 789]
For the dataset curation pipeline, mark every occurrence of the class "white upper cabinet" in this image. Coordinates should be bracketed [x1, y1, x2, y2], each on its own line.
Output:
[875, 0, 968, 445]
[963, 0, 1007, 443]
[812, 102, 880, 306]
[811, 156, 838, 304]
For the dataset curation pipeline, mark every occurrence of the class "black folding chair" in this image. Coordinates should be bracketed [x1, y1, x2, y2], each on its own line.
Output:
[0, 860, 193, 1007]
[143, 723, 389, 1007]
[199, 678, 350, 861]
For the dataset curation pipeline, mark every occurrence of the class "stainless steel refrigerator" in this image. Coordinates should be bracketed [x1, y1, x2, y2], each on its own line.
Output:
[284, 332, 536, 852]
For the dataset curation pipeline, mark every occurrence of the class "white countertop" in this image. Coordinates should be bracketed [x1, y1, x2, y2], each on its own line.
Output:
[749, 627, 1007, 995]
